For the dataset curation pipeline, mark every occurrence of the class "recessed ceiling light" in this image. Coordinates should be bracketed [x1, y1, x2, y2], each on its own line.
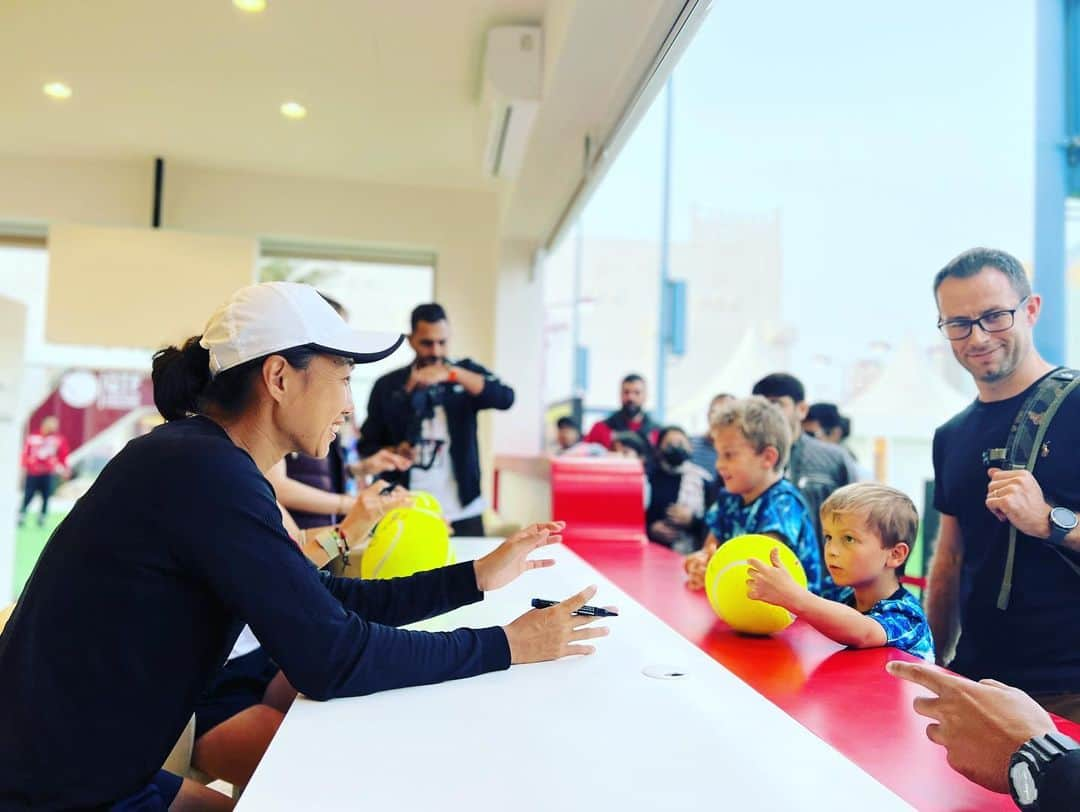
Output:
[43, 82, 72, 100]
[280, 101, 307, 120]
[233, 0, 266, 12]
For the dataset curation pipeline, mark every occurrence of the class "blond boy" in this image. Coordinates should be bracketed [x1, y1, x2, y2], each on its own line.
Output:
[746, 483, 934, 660]
[684, 397, 827, 596]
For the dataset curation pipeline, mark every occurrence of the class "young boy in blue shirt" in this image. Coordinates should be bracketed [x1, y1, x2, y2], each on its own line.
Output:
[684, 396, 828, 596]
[746, 482, 934, 661]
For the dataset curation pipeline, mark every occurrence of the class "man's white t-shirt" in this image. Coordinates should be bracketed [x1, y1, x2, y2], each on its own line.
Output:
[408, 405, 485, 522]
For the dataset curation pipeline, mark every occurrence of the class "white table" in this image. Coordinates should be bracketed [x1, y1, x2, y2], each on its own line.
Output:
[239, 539, 912, 811]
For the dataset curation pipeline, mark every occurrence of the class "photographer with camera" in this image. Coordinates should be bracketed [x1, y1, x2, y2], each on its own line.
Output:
[358, 303, 514, 537]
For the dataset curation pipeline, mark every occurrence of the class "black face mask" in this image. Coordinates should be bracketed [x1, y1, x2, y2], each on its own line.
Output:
[621, 403, 642, 419]
[661, 446, 689, 467]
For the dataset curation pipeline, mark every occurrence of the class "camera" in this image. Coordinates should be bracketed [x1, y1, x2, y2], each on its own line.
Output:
[393, 382, 449, 446]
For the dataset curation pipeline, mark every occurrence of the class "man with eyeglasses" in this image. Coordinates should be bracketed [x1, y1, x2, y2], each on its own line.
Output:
[358, 303, 515, 537]
[927, 247, 1080, 726]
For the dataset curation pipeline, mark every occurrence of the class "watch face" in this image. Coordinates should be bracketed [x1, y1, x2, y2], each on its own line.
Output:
[1010, 761, 1038, 806]
[1051, 506, 1079, 531]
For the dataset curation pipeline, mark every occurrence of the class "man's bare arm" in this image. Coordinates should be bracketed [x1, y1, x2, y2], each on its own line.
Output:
[926, 513, 964, 665]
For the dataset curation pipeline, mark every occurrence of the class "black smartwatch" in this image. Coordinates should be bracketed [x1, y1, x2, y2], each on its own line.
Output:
[1048, 506, 1078, 547]
[1009, 731, 1080, 810]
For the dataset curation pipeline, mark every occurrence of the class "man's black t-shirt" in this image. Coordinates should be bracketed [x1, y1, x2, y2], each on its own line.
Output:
[0, 416, 509, 810]
[933, 370, 1080, 694]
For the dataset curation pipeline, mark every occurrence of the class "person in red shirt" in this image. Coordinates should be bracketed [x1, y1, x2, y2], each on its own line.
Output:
[19, 416, 70, 528]
[584, 373, 660, 450]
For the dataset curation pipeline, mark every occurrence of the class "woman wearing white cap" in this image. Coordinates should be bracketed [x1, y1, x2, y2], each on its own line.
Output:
[0, 282, 608, 812]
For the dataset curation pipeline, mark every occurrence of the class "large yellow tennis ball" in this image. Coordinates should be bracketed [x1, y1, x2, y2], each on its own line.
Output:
[361, 506, 456, 579]
[705, 534, 807, 635]
[409, 490, 443, 514]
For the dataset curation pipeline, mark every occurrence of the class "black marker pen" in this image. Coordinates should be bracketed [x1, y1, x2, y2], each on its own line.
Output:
[531, 598, 618, 617]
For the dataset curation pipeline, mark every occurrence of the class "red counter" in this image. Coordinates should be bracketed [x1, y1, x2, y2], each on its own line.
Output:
[568, 539, 1080, 812]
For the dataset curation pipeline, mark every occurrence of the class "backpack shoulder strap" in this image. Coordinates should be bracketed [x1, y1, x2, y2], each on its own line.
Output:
[996, 368, 1080, 610]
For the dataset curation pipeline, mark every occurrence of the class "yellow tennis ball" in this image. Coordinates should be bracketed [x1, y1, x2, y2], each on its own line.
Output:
[361, 506, 456, 579]
[704, 534, 807, 635]
[409, 490, 443, 514]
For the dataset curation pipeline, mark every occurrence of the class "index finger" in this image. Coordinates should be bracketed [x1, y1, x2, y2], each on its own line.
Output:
[988, 468, 1027, 482]
[529, 530, 563, 550]
[526, 521, 565, 535]
[885, 660, 965, 696]
[560, 584, 598, 613]
[746, 557, 767, 573]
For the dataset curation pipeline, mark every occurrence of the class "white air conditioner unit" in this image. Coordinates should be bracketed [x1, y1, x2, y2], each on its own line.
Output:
[480, 25, 542, 179]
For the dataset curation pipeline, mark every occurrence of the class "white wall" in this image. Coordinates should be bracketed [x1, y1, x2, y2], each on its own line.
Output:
[493, 238, 545, 457]
[160, 163, 501, 366]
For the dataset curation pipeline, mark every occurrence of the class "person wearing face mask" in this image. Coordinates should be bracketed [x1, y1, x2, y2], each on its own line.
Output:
[584, 373, 660, 451]
[645, 426, 712, 551]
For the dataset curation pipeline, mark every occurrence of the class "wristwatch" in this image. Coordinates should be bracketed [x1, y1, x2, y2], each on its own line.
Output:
[1009, 731, 1080, 810]
[1048, 506, 1078, 546]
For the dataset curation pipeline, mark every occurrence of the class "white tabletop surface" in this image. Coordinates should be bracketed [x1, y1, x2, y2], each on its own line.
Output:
[239, 539, 912, 811]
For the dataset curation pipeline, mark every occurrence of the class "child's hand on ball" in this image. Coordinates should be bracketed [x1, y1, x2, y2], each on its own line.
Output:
[684, 536, 716, 591]
[746, 547, 801, 609]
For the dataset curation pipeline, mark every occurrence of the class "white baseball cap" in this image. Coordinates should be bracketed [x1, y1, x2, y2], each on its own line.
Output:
[199, 282, 404, 376]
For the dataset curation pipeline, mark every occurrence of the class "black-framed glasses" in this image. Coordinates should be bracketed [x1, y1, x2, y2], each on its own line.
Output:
[937, 296, 1029, 341]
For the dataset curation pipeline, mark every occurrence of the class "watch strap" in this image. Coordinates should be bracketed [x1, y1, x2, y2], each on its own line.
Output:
[1010, 732, 1080, 810]
[1049, 517, 1069, 546]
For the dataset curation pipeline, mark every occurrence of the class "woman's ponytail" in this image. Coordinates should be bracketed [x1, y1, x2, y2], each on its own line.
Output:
[152, 336, 211, 421]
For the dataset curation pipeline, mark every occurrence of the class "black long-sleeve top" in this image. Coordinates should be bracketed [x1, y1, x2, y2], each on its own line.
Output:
[0, 416, 510, 810]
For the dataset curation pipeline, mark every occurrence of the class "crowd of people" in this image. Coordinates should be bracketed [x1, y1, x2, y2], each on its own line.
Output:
[554, 372, 861, 557]
[2, 247, 1079, 810]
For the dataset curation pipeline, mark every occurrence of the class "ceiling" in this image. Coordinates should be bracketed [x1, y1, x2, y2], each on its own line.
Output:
[0, 0, 687, 242]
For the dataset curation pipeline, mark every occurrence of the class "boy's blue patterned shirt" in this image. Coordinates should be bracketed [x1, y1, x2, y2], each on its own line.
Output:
[845, 587, 935, 662]
[705, 478, 826, 596]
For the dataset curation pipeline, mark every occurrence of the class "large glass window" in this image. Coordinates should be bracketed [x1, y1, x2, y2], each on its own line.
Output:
[566, 86, 667, 434]
[542, 0, 1034, 535]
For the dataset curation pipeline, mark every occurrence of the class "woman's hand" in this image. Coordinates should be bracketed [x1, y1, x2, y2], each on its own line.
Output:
[474, 521, 564, 592]
[502, 585, 611, 663]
